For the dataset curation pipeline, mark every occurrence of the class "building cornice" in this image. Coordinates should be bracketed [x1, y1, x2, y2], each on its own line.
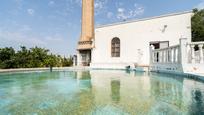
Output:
[96, 10, 193, 29]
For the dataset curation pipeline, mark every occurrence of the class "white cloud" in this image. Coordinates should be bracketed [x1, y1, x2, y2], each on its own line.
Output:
[61, 0, 109, 16]
[27, 9, 35, 16]
[118, 8, 125, 13]
[48, 1, 55, 6]
[117, 8, 127, 20]
[116, 3, 144, 20]
[94, 0, 109, 15]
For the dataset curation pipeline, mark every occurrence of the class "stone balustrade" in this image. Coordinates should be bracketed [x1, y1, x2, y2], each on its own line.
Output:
[150, 45, 180, 64]
[150, 38, 204, 74]
[150, 39, 204, 65]
[187, 42, 204, 64]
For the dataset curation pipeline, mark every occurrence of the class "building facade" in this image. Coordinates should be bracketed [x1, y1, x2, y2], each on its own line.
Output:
[90, 12, 192, 69]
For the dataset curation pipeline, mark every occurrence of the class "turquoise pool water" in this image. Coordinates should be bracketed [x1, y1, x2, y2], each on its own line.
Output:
[0, 70, 204, 115]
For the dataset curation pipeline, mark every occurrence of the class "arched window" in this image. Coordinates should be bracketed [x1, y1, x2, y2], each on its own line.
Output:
[111, 37, 120, 57]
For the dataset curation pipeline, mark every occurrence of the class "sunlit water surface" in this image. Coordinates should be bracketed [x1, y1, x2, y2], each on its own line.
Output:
[0, 70, 204, 115]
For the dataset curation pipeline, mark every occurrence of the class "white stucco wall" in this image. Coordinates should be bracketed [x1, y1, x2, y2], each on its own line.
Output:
[91, 12, 192, 69]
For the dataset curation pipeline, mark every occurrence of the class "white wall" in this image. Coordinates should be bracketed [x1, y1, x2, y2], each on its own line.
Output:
[91, 12, 192, 69]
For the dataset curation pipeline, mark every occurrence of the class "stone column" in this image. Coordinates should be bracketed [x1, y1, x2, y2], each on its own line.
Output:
[179, 38, 188, 65]
[166, 50, 168, 63]
[177, 46, 181, 63]
[73, 55, 77, 66]
[198, 44, 204, 63]
[168, 48, 171, 63]
[171, 48, 173, 63]
[162, 50, 164, 63]
[159, 51, 161, 63]
[77, 51, 82, 66]
[163, 50, 166, 63]
[149, 45, 155, 64]
[190, 45, 195, 63]
[173, 48, 176, 63]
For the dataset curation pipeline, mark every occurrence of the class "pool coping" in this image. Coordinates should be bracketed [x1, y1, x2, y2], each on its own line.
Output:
[0, 67, 203, 82]
[0, 67, 90, 73]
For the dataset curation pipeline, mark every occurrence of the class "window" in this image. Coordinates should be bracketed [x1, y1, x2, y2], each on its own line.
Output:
[111, 37, 120, 57]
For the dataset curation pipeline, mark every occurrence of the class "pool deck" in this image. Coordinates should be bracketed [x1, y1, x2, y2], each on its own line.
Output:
[0, 66, 90, 73]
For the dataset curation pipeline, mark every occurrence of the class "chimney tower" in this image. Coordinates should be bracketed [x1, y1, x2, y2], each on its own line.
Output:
[76, 0, 94, 66]
[78, 0, 94, 50]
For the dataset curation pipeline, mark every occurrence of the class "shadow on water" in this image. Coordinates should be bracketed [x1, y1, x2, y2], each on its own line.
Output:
[190, 90, 204, 115]
[71, 71, 95, 114]
[111, 80, 120, 103]
[77, 71, 92, 89]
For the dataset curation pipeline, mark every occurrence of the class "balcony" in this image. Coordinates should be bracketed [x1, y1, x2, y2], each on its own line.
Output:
[77, 41, 93, 50]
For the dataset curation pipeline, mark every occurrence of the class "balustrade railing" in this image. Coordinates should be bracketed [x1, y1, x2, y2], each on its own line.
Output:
[151, 45, 180, 64]
[187, 42, 204, 64]
[150, 39, 204, 65]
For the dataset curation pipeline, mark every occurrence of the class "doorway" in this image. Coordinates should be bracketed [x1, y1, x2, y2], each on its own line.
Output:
[79, 50, 91, 66]
[150, 41, 169, 49]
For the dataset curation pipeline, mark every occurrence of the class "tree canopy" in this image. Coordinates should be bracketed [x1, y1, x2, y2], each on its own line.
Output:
[0, 46, 73, 69]
[192, 8, 204, 42]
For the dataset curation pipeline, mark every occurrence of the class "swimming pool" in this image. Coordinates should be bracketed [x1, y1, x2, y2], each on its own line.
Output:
[0, 70, 203, 114]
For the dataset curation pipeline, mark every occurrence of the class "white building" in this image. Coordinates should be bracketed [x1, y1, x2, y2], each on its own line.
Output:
[90, 11, 192, 69]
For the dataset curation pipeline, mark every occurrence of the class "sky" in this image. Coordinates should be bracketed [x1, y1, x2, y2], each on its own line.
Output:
[0, 0, 204, 56]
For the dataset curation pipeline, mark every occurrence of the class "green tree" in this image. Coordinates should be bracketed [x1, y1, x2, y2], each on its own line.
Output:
[44, 54, 57, 67]
[30, 47, 49, 67]
[192, 8, 204, 42]
[44, 54, 57, 72]
[0, 46, 73, 69]
[0, 47, 16, 68]
[15, 46, 32, 68]
[62, 56, 73, 67]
